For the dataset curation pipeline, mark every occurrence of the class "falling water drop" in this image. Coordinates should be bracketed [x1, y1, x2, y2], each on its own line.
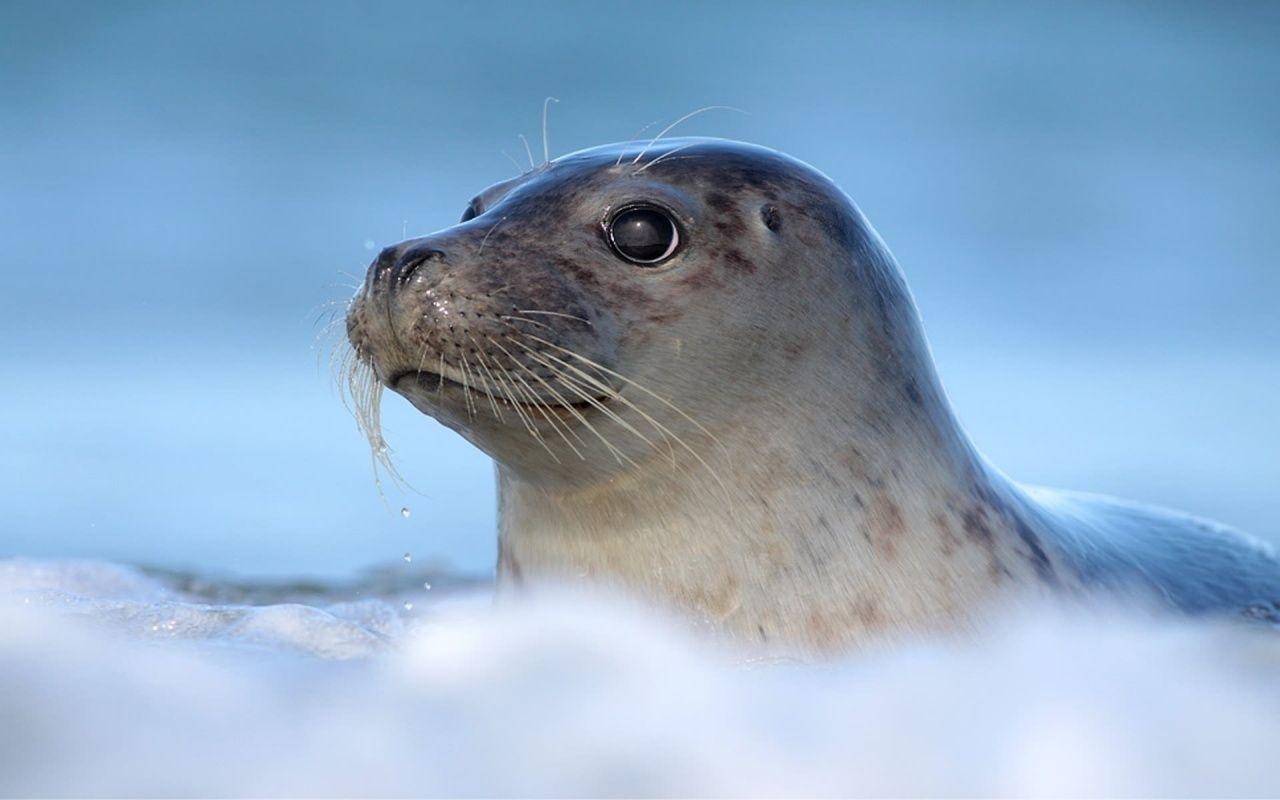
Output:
[422, 580, 432, 591]
[403, 552, 412, 563]
[403, 601, 413, 612]
[400, 507, 411, 519]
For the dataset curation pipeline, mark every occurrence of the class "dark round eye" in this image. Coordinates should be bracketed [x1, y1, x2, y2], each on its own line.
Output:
[607, 206, 680, 265]
[460, 200, 481, 223]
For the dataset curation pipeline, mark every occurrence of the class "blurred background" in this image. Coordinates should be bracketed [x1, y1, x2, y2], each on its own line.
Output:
[1, 0, 1276, 579]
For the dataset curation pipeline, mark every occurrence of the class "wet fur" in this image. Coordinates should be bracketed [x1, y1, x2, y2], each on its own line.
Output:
[345, 138, 1280, 654]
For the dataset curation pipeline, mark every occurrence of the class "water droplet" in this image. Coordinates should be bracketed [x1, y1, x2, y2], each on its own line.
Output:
[363, 239, 376, 250]
[403, 552, 412, 563]
[422, 581, 432, 591]
[400, 507, 411, 519]
[403, 601, 414, 612]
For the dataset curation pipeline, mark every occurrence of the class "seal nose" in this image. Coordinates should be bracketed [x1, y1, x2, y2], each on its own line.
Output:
[392, 244, 445, 288]
[368, 243, 446, 291]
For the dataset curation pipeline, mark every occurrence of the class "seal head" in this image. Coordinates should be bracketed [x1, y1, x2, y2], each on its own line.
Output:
[348, 138, 916, 488]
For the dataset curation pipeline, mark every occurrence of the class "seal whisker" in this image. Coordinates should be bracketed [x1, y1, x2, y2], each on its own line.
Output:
[315, 314, 352, 370]
[512, 338, 712, 476]
[541, 96, 559, 166]
[616, 119, 660, 167]
[414, 337, 433, 380]
[544, 370, 661, 464]
[341, 356, 405, 497]
[463, 336, 508, 422]
[630, 105, 744, 165]
[312, 311, 346, 341]
[478, 355, 564, 462]
[311, 297, 355, 314]
[484, 337, 600, 454]
[515, 309, 592, 326]
[497, 368, 578, 464]
[499, 149, 525, 175]
[508, 333, 730, 490]
[477, 215, 508, 256]
[498, 315, 557, 333]
[524, 350, 681, 467]
[517, 134, 536, 171]
[458, 352, 481, 420]
[328, 339, 351, 383]
[507, 394, 566, 464]
[632, 141, 705, 176]
[497, 336, 668, 460]
[461, 347, 504, 421]
[484, 357, 544, 440]
[484, 336, 602, 460]
[514, 332, 728, 457]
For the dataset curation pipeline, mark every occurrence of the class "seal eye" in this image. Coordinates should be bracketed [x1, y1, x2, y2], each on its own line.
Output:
[607, 206, 680, 265]
[460, 200, 481, 223]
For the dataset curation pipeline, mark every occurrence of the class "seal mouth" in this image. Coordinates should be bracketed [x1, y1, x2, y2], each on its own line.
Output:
[390, 369, 613, 415]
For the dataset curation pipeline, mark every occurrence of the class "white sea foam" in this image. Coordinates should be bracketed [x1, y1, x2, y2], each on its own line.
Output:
[2, 557, 1279, 797]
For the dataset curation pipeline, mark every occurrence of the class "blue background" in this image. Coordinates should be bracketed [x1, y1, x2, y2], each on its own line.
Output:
[2, 1, 1276, 577]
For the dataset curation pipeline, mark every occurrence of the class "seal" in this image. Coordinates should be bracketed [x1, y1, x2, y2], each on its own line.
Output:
[345, 137, 1280, 653]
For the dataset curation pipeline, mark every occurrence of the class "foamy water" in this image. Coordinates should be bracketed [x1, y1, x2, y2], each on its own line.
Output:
[3, 558, 1279, 797]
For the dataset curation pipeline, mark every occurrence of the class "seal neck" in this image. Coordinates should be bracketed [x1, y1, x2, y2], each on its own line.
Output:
[494, 372, 1060, 653]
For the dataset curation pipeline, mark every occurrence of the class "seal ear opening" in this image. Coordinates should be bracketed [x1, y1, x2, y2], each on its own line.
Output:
[761, 203, 782, 232]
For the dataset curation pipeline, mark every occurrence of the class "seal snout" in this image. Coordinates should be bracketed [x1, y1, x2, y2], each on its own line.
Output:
[368, 242, 447, 293]
[392, 245, 445, 289]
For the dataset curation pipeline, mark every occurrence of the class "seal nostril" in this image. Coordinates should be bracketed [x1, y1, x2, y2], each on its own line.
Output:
[394, 248, 445, 288]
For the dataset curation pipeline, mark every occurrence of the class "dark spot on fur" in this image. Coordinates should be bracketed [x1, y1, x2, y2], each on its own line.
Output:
[723, 248, 756, 274]
[933, 512, 960, 557]
[903, 379, 923, 406]
[866, 494, 904, 558]
[757, 624, 768, 641]
[761, 203, 781, 232]
[706, 191, 734, 212]
[960, 503, 1007, 578]
[713, 214, 748, 239]
[1013, 516, 1058, 584]
[970, 484, 1060, 586]
[962, 506, 993, 543]
[882, 499, 905, 535]
[856, 598, 882, 626]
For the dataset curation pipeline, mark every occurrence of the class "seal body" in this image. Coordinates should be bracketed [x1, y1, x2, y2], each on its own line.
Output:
[346, 138, 1280, 653]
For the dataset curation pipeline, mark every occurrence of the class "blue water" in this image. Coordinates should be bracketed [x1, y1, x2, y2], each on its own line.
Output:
[2, 1, 1277, 578]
